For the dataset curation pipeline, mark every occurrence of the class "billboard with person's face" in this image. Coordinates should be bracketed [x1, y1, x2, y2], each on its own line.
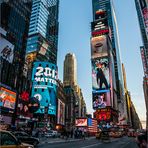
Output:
[0, 36, 14, 63]
[93, 92, 111, 109]
[75, 118, 88, 127]
[57, 99, 65, 125]
[92, 57, 110, 93]
[91, 35, 108, 59]
[31, 62, 58, 115]
[0, 87, 16, 111]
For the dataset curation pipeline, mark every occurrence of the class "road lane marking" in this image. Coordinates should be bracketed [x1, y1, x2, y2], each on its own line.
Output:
[80, 143, 101, 148]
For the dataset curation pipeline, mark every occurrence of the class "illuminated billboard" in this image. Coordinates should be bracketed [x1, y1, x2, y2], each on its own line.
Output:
[0, 36, 14, 63]
[140, 46, 148, 77]
[92, 10, 109, 36]
[139, 0, 148, 34]
[94, 108, 111, 122]
[31, 62, 58, 115]
[93, 92, 111, 109]
[91, 35, 108, 59]
[75, 118, 88, 127]
[92, 57, 110, 93]
[23, 52, 37, 77]
[38, 41, 48, 56]
[0, 87, 16, 110]
[57, 99, 65, 125]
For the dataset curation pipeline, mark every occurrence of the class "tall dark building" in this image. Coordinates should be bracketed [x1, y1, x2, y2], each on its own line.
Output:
[0, 0, 32, 127]
[1, 0, 32, 91]
[135, 0, 148, 129]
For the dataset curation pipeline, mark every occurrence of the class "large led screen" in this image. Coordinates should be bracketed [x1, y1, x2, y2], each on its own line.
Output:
[75, 118, 88, 127]
[93, 92, 111, 109]
[91, 35, 108, 59]
[57, 99, 65, 125]
[31, 62, 58, 115]
[139, 0, 148, 34]
[92, 57, 110, 93]
[0, 36, 14, 63]
[0, 87, 16, 110]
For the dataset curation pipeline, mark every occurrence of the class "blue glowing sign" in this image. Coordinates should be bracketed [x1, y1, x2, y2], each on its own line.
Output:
[31, 62, 58, 115]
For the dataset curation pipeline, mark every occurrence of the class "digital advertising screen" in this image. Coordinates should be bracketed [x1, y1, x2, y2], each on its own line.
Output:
[94, 108, 111, 122]
[91, 35, 108, 59]
[93, 92, 111, 109]
[0, 36, 14, 63]
[139, 0, 148, 34]
[57, 99, 65, 125]
[23, 51, 37, 77]
[92, 57, 110, 93]
[31, 62, 58, 115]
[0, 87, 16, 110]
[75, 118, 88, 127]
[38, 41, 48, 56]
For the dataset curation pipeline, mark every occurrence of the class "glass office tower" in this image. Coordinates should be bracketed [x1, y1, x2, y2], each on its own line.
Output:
[1, 0, 32, 91]
[25, 0, 59, 78]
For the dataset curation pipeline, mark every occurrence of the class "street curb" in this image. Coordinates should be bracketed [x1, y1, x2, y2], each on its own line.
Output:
[39, 137, 95, 145]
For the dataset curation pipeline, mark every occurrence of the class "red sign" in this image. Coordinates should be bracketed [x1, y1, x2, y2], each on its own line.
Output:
[92, 29, 109, 36]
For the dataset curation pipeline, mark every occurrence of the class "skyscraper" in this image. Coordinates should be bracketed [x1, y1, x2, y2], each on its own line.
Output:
[24, 0, 59, 78]
[92, 0, 124, 103]
[91, 0, 126, 125]
[135, 0, 148, 129]
[63, 53, 77, 86]
[1, 0, 32, 91]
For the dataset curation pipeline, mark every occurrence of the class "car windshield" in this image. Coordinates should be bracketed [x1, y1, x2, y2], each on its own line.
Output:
[15, 132, 29, 136]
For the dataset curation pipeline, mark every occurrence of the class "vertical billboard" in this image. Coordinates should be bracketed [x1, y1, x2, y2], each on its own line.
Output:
[0, 87, 16, 111]
[91, 35, 108, 59]
[139, 0, 148, 34]
[0, 36, 14, 63]
[92, 57, 110, 93]
[140, 46, 148, 77]
[91, 10, 109, 37]
[57, 99, 65, 125]
[31, 62, 58, 115]
[93, 92, 110, 109]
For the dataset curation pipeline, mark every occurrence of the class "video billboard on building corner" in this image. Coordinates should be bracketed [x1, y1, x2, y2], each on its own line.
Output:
[91, 35, 108, 59]
[31, 62, 58, 115]
[92, 57, 110, 93]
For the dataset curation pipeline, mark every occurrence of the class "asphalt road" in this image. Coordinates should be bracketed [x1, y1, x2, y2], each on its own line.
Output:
[38, 136, 139, 148]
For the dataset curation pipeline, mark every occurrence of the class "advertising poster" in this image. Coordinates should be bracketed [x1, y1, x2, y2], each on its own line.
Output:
[75, 118, 88, 127]
[92, 57, 110, 93]
[38, 41, 48, 56]
[139, 0, 148, 34]
[93, 92, 110, 109]
[94, 108, 111, 122]
[91, 35, 108, 59]
[0, 36, 14, 63]
[0, 87, 16, 110]
[23, 52, 37, 77]
[57, 99, 65, 125]
[31, 62, 58, 115]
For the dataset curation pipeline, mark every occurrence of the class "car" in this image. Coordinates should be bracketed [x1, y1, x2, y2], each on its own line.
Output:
[45, 130, 60, 138]
[13, 131, 39, 147]
[0, 130, 34, 148]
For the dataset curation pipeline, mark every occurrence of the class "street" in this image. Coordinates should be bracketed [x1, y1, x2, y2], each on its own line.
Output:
[38, 136, 139, 148]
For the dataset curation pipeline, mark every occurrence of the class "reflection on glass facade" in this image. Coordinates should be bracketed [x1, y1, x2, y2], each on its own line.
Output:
[26, 0, 59, 65]
[92, 0, 124, 100]
[1, 0, 32, 89]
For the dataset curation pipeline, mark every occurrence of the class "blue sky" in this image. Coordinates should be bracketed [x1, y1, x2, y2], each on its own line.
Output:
[57, 0, 146, 123]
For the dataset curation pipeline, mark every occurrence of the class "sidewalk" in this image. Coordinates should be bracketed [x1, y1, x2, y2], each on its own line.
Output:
[39, 136, 95, 145]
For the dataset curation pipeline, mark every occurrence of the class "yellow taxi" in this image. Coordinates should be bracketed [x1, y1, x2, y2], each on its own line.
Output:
[0, 130, 34, 148]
